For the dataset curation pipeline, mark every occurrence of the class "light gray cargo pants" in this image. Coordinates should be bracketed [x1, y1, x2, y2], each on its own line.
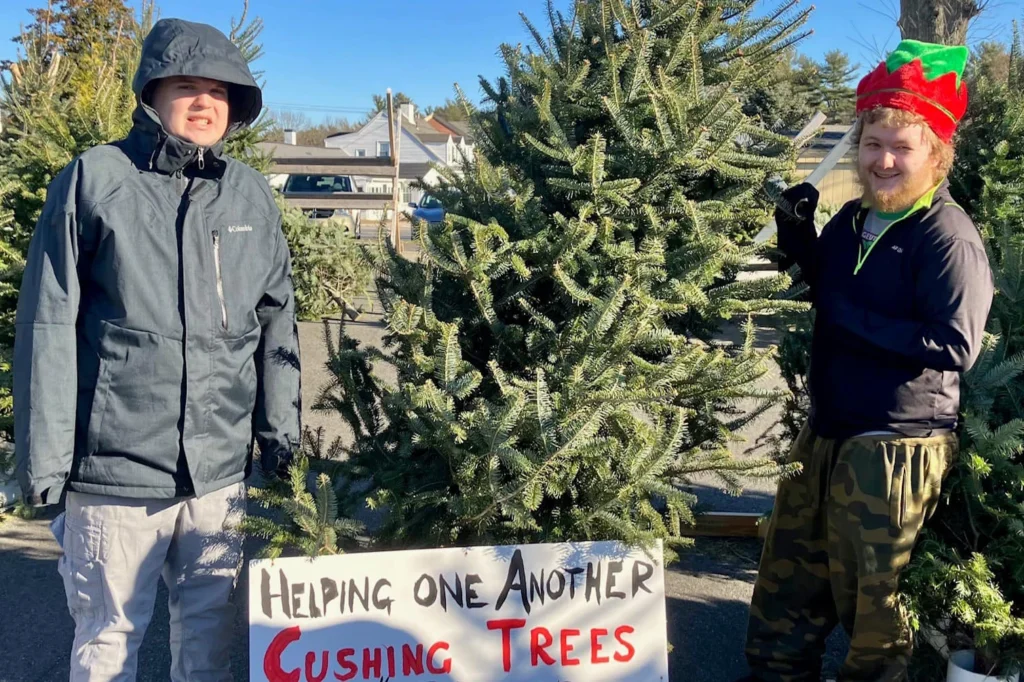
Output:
[55, 482, 245, 682]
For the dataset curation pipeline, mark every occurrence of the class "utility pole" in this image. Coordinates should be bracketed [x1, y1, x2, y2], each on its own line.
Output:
[386, 89, 403, 254]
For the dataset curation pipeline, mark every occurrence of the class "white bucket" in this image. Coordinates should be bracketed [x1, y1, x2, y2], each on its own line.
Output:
[948, 650, 1021, 682]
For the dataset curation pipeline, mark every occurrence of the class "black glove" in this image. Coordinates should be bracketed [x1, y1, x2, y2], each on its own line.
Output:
[776, 182, 819, 227]
[776, 183, 820, 273]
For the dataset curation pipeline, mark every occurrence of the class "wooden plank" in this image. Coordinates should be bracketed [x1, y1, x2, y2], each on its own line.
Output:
[682, 512, 766, 538]
[282, 193, 399, 210]
[269, 159, 396, 177]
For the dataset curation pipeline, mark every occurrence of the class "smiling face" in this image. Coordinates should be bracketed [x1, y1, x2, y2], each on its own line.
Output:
[855, 109, 952, 213]
[150, 76, 230, 147]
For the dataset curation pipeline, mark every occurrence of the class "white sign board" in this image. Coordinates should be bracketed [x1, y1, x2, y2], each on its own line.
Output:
[250, 540, 669, 682]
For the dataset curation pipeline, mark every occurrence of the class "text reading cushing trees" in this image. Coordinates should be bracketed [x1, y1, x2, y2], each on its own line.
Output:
[249, 541, 669, 682]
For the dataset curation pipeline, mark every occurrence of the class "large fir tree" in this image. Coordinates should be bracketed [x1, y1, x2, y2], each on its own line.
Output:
[312, 0, 812, 558]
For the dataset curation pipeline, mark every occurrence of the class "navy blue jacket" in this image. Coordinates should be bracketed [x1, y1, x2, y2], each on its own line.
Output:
[781, 182, 993, 439]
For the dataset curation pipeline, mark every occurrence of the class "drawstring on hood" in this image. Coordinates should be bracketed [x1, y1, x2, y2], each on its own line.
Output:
[127, 18, 262, 176]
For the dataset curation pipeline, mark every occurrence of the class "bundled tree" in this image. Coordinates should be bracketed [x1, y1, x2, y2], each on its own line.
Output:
[302, 0, 812, 556]
[278, 197, 371, 320]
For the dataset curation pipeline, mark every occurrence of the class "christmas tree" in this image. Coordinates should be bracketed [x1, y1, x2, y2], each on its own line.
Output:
[310, 0, 812, 558]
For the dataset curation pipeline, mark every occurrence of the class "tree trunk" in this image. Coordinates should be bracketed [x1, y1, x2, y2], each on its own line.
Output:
[898, 0, 982, 45]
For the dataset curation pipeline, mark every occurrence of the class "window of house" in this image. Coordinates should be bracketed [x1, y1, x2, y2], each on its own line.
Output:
[377, 142, 391, 158]
[355, 149, 367, 157]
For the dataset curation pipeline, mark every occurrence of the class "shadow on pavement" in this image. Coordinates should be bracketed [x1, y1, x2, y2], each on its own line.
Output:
[667, 594, 752, 682]
[688, 485, 778, 515]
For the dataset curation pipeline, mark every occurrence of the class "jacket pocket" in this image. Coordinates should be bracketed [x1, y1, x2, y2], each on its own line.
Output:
[85, 357, 113, 456]
[889, 459, 909, 531]
[229, 332, 259, 415]
[83, 321, 183, 467]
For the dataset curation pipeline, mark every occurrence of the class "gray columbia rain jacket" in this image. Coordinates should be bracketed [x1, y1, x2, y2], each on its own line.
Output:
[14, 18, 301, 504]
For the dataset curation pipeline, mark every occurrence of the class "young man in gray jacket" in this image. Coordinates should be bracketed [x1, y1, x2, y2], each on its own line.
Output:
[14, 18, 301, 681]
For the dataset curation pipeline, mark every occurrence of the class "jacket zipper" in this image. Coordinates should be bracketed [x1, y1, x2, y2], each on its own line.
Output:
[852, 210, 918, 275]
[212, 230, 228, 331]
[852, 184, 943, 275]
[197, 146, 205, 170]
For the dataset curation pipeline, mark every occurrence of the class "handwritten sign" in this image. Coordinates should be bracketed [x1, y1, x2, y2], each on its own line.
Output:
[249, 540, 669, 681]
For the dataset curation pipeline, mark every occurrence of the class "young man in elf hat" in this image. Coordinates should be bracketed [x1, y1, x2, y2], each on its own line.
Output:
[742, 41, 994, 681]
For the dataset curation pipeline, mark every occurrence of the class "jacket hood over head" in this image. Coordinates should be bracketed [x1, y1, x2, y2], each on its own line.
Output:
[129, 18, 262, 173]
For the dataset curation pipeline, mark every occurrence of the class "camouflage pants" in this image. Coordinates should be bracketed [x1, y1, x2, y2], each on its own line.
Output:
[745, 425, 956, 682]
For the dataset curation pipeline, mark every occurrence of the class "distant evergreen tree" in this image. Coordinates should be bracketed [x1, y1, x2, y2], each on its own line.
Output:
[818, 49, 858, 123]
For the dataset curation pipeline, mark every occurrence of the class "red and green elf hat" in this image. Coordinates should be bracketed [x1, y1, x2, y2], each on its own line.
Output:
[856, 40, 969, 143]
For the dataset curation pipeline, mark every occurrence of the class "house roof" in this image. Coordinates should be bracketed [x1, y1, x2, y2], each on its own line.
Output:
[403, 115, 451, 143]
[257, 142, 351, 158]
[430, 114, 474, 143]
[416, 132, 455, 144]
[400, 162, 436, 180]
[259, 141, 436, 180]
[330, 110, 451, 144]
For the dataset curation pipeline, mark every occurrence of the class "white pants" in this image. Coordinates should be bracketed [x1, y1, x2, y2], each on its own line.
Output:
[56, 482, 245, 682]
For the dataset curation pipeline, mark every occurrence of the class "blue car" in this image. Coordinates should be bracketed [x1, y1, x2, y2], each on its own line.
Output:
[409, 193, 445, 224]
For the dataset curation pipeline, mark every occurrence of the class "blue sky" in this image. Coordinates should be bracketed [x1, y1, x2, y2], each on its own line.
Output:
[2, 0, 1021, 123]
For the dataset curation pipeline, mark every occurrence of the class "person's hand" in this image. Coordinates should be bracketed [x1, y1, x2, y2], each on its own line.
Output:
[776, 183, 819, 227]
[274, 457, 293, 482]
[776, 183, 820, 271]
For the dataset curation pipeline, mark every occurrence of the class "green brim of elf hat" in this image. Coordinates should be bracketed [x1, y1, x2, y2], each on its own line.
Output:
[856, 40, 969, 143]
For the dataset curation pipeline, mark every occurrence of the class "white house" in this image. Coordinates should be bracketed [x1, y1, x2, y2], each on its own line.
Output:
[323, 103, 473, 200]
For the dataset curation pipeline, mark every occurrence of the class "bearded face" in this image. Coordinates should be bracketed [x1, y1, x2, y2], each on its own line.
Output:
[856, 120, 944, 213]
